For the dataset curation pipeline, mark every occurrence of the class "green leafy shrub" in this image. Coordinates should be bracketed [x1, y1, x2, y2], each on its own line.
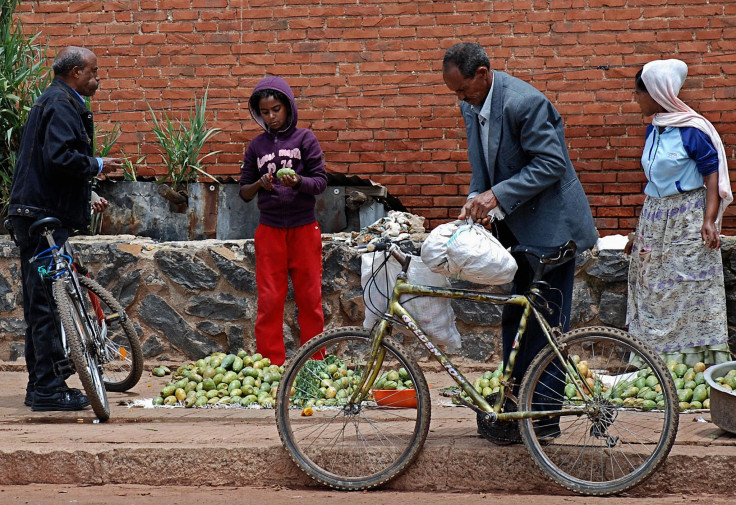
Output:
[0, 0, 51, 214]
[146, 88, 220, 194]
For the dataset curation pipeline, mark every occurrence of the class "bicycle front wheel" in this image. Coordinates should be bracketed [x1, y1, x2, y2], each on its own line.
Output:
[518, 326, 678, 495]
[275, 326, 431, 490]
[53, 281, 110, 421]
[78, 276, 143, 392]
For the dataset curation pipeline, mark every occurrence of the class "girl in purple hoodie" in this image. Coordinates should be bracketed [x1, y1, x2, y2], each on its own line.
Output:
[239, 76, 327, 366]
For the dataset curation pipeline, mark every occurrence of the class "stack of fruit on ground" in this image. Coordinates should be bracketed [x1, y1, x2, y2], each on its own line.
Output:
[290, 358, 412, 408]
[456, 359, 718, 413]
[153, 351, 283, 408]
[152, 350, 413, 409]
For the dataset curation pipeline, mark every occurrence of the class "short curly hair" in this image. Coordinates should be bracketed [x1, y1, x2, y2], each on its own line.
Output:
[442, 42, 491, 79]
[52, 47, 89, 77]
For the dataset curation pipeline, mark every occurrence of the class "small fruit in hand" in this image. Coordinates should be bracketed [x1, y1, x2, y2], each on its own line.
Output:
[276, 168, 296, 179]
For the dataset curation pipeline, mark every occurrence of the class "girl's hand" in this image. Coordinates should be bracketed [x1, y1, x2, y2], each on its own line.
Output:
[280, 173, 301, 188]
[701, 220, 721, 250]
[260, 173, 274, 191]
[624, 238, 634, 255]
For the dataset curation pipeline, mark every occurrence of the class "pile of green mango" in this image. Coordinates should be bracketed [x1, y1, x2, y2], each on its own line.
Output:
[152, 350, 413, 409]
[290, 358, 412, 408]
[456, 359, 716, 413]
[152, 350, 283, 408]
[373, 368, 414, 391]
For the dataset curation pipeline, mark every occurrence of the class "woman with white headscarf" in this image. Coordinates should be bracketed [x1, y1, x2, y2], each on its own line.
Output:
[625, 59, 732, 366]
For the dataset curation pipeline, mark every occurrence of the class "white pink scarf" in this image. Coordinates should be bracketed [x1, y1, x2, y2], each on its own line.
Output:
[641, 59, 732, 227]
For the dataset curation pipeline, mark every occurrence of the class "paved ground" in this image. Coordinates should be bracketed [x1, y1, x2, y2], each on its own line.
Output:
[1, 360, 735, 497]
[3, 485, 733, 505]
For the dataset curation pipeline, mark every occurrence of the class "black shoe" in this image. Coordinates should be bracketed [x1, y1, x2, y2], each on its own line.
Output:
[31, 389, 90, 412]
[24, 391, 34, 407]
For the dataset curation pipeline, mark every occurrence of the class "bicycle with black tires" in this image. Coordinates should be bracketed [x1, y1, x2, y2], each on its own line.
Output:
[23, 217, 143, 421]
[275, 239, 679, 495]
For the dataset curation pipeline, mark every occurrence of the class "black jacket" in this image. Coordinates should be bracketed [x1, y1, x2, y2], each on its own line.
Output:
[8, 79, 98, 230]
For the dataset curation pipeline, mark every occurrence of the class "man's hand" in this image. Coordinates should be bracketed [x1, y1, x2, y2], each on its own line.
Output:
[458, 189, 498, 226]
[101, 157, 124, 178]
[91, 191, 108, 214]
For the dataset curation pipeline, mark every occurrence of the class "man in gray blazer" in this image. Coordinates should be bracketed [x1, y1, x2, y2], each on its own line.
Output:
[442, 42, 598, 443]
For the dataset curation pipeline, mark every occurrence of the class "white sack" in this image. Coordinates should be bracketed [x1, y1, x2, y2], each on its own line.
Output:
[361, 252, 461, 352]
[420, 220, 518, 285]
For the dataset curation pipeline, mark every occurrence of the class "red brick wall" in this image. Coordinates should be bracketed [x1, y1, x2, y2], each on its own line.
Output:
[17, 0, 736, 235]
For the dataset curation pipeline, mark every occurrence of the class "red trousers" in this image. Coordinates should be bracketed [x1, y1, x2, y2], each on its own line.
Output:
[254, 222, 324, 366]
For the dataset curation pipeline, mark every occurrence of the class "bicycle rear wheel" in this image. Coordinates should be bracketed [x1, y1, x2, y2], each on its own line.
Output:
[53, 281, 110, 421]
[78, 276, 143, 392]
[275, 326, 431, 490]
[518, 326, 678, 495]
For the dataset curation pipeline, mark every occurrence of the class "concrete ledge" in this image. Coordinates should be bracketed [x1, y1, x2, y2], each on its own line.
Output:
[0, 371, 734, 496]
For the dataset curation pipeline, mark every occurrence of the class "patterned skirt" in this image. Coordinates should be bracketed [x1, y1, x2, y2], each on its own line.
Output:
[626, 187, 730, 366]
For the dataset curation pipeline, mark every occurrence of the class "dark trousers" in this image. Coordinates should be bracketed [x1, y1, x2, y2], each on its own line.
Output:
[501, 253, 574, 412]
[10, 217, 70, 395]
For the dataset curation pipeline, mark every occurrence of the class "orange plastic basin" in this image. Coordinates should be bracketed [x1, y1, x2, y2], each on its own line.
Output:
[372, 389, 417, 408]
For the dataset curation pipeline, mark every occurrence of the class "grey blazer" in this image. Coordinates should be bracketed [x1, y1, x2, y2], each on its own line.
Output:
[461, 71, 598, 252]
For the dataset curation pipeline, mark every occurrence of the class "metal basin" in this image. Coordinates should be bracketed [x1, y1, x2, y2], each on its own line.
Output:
[704, 361, 736, 434]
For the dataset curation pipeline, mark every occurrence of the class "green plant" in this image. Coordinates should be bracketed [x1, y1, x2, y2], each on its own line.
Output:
[95, 122, 121, 158]
[146, 88, 220, 193]
[0, 0, 51, 214]
[122, 152, 145, 181]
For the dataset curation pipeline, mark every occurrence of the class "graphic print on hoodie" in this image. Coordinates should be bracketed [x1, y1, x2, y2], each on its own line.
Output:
[239, 76, 327, 229]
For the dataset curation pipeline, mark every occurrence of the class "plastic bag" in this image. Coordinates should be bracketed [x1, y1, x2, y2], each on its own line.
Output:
[420, 220, 517, 285]
[361, 252, 462, 352]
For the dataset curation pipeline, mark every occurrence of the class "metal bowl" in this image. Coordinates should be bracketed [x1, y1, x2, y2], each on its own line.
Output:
[704, 361, 736, 434]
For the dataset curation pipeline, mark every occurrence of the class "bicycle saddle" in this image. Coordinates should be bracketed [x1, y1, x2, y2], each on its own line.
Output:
[29, 217, 62, 237]
[510, 240, 577, 266]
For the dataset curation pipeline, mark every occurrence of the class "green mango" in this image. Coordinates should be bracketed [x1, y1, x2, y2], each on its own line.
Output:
[645, 375, 659, 388]
[694, 372, 705, 386]
[621, 386, 639, 399]
[276, 167, 296, 179]
[222, 371, 238, 384]
[202, 378, 216, 391]
[692, 385, 708, 403]
[673, 363, 688, 378]
[160, 385, 176, 398]
[220, 354, 236, 370]
[640, 400, 656, 411]
[677, 388, 693, 403]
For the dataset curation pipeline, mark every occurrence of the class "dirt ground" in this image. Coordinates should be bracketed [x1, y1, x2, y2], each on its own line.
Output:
[0, 485, 729, 505]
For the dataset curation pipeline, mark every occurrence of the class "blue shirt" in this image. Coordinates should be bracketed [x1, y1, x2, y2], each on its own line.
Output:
[642, 125, 718, 198]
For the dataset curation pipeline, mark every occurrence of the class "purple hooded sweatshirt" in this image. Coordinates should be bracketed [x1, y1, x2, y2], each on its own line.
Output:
[239, 76, 327, 228]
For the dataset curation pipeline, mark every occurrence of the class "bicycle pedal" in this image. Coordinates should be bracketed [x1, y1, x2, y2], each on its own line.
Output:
[53, 358, 75, 377]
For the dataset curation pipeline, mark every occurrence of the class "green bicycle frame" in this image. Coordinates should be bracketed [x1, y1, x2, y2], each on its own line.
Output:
[353, 266, 590, 421]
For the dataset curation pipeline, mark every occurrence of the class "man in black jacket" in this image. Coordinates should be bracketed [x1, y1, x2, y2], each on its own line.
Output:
[7, 46, 122, 412]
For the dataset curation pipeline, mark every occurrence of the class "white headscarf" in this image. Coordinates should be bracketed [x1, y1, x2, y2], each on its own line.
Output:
[641, 59, 732, 227]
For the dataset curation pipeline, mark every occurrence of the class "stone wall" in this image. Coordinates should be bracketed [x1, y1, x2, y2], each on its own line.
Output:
[1, 235, 735, 364]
